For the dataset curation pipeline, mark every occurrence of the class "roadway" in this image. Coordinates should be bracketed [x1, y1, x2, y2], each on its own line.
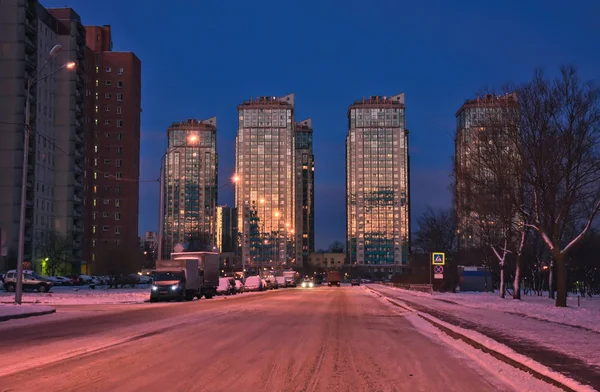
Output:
[0, 286, 526, 391]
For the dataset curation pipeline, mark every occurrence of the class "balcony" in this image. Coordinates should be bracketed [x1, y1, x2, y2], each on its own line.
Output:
[74, 194, 82, 204]
[26, 2, 35, 19]
[25, 36, 35, 54]
[25, 54, 36, 70]
[25, 19, 36, 35]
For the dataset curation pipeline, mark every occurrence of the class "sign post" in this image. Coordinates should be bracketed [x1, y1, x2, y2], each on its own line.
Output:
[431, 252, 446, 286]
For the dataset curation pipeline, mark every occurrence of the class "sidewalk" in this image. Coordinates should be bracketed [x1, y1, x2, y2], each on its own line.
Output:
[369, 284, 600, 390]
[0, 304, 56, 322]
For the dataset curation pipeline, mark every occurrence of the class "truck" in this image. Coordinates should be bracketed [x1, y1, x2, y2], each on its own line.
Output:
[282, 270, 299, 287]
[327, 271, 342, 287]
[150, 252, 219, 302]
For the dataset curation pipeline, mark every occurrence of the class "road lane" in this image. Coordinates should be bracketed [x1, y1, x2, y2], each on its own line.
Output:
[0, 287, 523, 391]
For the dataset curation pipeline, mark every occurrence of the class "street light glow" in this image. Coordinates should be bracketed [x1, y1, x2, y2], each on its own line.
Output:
[188, 134, 198, 143]
[232, 175, 240, 183]
[65, 62, 76, 69]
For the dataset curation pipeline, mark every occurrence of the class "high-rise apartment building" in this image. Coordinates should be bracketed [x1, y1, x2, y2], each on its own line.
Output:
[0, 2, 85, 273]
[84, 25, 141, 272]
[162, 118, 218, 257]
[346, 95, 410, 273]
[294, 119, 314, 267]
[47, 8, 87, 272]
[235, 94, 295, 272]
[216, 206, 238, 253]
[454, 93, 519, 250]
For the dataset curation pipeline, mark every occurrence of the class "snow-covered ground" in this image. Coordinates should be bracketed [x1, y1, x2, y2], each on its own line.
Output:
[0, 286, 151, 305]
[0, 304, 55, 319]
[371, 284, 600, 389]
[383, 286, 600, 333]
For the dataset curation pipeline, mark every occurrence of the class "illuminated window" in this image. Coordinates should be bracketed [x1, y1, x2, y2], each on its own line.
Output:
[93, 199, 97, 207]
[95, 80, 99, 87]
[93, 186, 97, 193]
[92, 225, 96, 233]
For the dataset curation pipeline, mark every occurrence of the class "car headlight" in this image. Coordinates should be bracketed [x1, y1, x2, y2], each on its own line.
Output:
[171, 284, 179, 290]
[301, 282, 307, 288]
[309, 283, 314, 288]
[151, 285, 158, 291]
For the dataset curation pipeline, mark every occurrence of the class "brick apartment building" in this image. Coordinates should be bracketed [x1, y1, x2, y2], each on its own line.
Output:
[84, 25, 141, 272]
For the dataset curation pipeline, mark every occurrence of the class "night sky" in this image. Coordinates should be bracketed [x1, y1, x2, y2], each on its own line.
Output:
[45, 0, 600, 250]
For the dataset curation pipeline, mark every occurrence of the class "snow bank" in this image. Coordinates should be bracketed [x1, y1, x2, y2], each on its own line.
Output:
[0, 304, 55, 319]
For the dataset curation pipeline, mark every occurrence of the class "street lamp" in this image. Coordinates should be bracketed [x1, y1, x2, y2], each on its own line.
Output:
[157, 134, 199, 260]
[15, 45, 75, 305]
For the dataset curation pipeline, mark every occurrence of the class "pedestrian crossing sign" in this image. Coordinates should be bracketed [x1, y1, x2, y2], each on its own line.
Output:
[432, 252, 445, 265]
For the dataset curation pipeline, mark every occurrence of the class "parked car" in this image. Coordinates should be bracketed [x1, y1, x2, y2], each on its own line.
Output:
[244, 276, 263, 292]
[234, 279, 244, 293]
[2, 270, 53, 293]
[351, 279, 361, 286]
[217, 277, 234, 295]
[275, 276, 287, 288]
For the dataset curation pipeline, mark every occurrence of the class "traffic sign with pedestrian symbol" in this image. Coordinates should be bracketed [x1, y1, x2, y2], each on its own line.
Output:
[432, 252, 445, 265]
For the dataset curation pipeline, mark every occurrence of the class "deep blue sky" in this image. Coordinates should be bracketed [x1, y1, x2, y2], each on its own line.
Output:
[46, 0, 600, 250]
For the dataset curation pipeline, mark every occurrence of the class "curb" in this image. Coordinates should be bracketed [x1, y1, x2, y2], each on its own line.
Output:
[0, 309, 56, 323]
[366, 286, 580, 392]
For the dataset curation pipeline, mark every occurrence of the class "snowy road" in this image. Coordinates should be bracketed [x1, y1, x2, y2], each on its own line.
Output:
[0, 287, 555, 391]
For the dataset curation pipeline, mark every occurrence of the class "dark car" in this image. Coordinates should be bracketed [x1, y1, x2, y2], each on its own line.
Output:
[351, 279, 361, 286]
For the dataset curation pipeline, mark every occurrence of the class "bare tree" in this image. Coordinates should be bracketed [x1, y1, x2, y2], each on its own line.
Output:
[37, 230, 71, 276]
[328, 241, 345, 253]
[518, 67, 600, 307]
[413, 207, 456, 255]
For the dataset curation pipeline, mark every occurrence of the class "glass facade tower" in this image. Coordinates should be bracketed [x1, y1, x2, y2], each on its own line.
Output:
[163, 118, 217, 256]
[235, 94, 295, 272]
[294, 119, 315, 267]
[346, 94, 410, 271]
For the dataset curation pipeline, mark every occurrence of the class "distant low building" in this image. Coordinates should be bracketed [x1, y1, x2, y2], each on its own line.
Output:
[309, 252, 345, 269]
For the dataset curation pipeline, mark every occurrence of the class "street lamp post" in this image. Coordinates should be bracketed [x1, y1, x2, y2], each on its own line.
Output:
[157, 157, 165, 260]
[15, 44, 75, 305]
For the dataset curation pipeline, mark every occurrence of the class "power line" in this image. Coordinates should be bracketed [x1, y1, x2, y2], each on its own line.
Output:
[0, 120, 156, 184]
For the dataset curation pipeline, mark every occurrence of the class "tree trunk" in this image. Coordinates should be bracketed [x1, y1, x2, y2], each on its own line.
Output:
[513, 259, 521, 299]
[548, 261, 555, 299]
[500, 267, 505, 298]
[555, 253, 567, 307]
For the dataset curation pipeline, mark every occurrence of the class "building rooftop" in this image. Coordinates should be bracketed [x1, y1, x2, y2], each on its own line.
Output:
[296, 118, 312, 130]
[348, 94, 405, 114]
[455, 93, 518, 117]
[238, 93, 294, 109]
[168, 117, 217, 130]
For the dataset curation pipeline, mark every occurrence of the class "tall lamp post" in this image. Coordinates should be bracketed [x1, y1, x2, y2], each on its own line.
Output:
[15, 45, 75, 305]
